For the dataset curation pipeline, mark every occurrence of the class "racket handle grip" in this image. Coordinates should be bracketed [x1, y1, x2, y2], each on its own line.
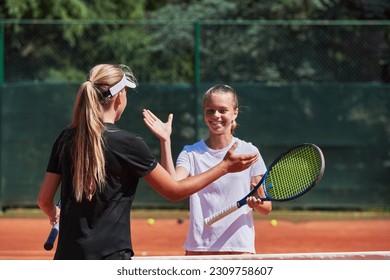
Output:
[204, 203, 239, 226]
[44, 222, 59, 251]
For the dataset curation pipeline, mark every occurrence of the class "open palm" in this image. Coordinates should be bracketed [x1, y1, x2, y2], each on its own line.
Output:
[143, 109, 173, 141]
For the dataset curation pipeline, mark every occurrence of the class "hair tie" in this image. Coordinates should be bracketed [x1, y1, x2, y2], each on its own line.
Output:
[87, 80, 106, 99]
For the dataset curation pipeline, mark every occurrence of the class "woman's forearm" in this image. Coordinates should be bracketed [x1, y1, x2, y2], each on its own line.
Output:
[159, 138, 177, 179]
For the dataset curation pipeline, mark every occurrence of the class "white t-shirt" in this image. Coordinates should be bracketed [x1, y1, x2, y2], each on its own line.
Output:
[176, 137, 266, 253]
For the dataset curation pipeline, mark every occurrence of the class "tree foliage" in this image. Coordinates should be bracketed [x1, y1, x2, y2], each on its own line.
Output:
[145, 0, 390, 83]
[1, 0, 389, 83]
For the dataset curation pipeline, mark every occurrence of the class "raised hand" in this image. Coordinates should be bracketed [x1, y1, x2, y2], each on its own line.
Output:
[143, 109, 173, 142]
[222, 142, 259, 173]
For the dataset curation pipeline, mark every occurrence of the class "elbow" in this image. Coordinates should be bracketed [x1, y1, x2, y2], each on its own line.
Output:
[161, 189, 188, 202]
[36, 194, 44, 210]
[165, 193, 185, 202]
[36, 192, 52, 211]
[160, 185, 188, 202]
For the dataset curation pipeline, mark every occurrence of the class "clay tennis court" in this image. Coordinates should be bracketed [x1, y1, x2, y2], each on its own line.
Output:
[0, 210, 389, 260]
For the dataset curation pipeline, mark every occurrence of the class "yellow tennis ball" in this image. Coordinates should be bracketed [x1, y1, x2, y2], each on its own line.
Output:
[270, 219, 278, 227]
[147, 218, 155, 225]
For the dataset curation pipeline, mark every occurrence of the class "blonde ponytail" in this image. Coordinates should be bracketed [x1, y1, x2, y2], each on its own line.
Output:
[69, 64, 136, 201]
[70, 81, 106, 201]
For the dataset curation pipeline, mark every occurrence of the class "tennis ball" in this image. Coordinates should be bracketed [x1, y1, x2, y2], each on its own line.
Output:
[270, 219, 278, 227]
[147, 218, 155, 225]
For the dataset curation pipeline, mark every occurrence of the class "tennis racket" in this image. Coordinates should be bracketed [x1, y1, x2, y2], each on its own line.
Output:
[43, 200, 60, 251]
[204, 143, 325, 226]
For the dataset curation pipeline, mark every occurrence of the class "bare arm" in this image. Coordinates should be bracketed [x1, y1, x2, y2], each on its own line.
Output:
[144, 142, 259, 202]
[37, 172, 61, 224]
[143, 109, 177, 178]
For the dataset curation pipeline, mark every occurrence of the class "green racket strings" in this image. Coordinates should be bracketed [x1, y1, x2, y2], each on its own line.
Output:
[265, 146, 322, 200]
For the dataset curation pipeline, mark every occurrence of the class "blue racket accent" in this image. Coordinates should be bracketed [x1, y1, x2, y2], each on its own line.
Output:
[43, 200, 61, 251]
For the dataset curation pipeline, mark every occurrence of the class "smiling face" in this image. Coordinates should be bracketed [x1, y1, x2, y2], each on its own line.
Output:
[203, 85, 239, 136]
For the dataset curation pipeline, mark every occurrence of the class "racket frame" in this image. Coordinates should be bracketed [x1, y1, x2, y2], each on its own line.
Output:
[204, 143, 325, 226]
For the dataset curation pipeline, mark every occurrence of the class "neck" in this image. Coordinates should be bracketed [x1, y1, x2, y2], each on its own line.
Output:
[103, 110, 116, 124]
[205, 134, 233, 150]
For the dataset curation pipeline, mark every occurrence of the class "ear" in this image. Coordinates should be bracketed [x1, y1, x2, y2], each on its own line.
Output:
[112, 93, 122, 110]
[233, 107, 239, 120]
[114, 92, 122, 105]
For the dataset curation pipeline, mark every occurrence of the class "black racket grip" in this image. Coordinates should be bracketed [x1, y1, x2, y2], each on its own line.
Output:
[44, 222, 59, 251]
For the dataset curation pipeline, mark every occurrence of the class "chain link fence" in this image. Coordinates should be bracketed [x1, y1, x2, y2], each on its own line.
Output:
[0, 20, 389, 210]
[2, 20, 390, 84]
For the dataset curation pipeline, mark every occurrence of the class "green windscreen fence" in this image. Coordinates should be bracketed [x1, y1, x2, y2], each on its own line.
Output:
[0, 83, 389, 210]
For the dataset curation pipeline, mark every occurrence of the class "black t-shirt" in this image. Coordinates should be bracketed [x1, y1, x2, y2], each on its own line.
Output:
[46, 123, 158, 259]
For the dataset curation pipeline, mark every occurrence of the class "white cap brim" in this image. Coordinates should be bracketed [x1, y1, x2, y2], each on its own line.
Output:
[109, 74, 136, 96]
